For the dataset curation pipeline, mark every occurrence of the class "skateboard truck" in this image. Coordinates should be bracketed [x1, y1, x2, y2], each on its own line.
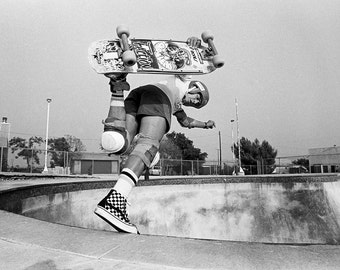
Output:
[201, 30, 224, 68]
[116, 25, 136, 67]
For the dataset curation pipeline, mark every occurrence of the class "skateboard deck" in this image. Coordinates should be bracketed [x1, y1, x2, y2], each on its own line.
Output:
[88, 26, 224, 76]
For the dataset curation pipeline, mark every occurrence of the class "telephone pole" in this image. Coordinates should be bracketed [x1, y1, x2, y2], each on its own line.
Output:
[43, 98, 52, 173]
[218, 131, 222, 174]
[235, 98, 244, 175]
[230, 119, 235, 174]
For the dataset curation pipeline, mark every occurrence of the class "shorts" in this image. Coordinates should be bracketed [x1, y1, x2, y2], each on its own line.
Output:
[124, 85, 172, 132]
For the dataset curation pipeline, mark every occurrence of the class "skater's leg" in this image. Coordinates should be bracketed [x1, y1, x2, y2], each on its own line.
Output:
[101, 77, 131, 154]
[114, 116, 167, 197]
[125, 113, 139, 143]
[95, 116, 167, 233]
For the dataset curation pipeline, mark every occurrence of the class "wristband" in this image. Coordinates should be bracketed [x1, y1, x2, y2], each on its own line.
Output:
[204, 122, 208, 129]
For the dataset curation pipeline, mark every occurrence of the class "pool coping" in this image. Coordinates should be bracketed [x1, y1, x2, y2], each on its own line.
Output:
[1, 173, 340, 269]
[1, 173, 338, 210]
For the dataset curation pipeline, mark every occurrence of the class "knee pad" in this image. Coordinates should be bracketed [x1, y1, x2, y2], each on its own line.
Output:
[129, 134, 160, 168]
[101, 128, 130, 154]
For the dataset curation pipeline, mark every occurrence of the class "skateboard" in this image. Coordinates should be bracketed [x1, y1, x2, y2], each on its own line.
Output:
[88, 25, 224, 76]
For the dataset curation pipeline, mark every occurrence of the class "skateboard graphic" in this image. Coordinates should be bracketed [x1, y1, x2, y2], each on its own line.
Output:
[88, 26, 224, 76]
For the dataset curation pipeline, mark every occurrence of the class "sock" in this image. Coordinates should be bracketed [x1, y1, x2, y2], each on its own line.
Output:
[113, 168, 139, 198]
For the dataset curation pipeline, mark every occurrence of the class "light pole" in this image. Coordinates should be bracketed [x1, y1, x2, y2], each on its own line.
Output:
[43, 98, 52, 173]
[235, 98, 244, 175]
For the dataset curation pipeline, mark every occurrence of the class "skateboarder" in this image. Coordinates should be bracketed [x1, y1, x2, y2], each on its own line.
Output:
[94, 37, 216, 233]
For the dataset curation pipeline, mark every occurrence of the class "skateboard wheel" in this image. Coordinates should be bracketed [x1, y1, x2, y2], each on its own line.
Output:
[122, 50, 136, 66]
[116, 25, 130, 38]
[201, 30, 214, 43]
[212, 55, 224, 68]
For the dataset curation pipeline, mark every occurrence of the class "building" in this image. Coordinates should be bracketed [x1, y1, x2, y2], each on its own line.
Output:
[308, 146, 340, 173]
[71, 152, 120, 175]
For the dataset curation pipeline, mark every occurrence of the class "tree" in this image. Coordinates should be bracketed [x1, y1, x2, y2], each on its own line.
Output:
[48, 135, 86, 167]
[48, 137, 70, 167]
[160, 131, 207, 160]
[64, 134, 86, 152]
[159, 131, 208, 175]
[233, 137, 277, 174]
[159, 136, 182, 159]
[9, 136, 44, 171]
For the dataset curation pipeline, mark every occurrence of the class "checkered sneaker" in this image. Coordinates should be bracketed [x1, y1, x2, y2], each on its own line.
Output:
[94, 189, 139, 234]
[105, 190, 130, 222]
[98, 189, 130, 222]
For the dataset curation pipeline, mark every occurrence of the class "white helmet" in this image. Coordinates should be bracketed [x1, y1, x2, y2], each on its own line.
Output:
[187, 80, 210, 108]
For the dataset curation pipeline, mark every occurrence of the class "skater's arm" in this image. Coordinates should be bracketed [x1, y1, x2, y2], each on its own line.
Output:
[174, 110, 215, 129]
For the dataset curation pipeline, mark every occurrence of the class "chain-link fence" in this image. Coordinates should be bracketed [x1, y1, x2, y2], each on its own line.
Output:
[1, 146, 340, 176]
[0, 146, 72, 174]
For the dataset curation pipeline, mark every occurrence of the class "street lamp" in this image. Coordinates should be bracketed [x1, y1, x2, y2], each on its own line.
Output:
[235, 98, 244, 175]
[43, 98, 52, 173]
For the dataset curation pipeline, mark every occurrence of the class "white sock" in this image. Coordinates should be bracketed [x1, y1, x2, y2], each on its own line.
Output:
[113, 168, 139, 198]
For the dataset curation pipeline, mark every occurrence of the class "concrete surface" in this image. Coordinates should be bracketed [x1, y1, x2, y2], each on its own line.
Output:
[9, 182, 340, 244]
[1, 173, 340, 269]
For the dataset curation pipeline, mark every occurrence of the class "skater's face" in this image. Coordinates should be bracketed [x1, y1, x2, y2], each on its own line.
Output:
[182, 92, 201, 107]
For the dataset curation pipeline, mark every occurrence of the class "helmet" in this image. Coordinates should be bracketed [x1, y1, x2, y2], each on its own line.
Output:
[187, 80, 210, 108]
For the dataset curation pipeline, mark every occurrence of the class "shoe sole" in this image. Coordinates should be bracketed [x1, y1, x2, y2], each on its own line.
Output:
[94, 206, 139, 234]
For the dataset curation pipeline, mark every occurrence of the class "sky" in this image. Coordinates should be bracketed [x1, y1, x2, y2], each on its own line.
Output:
[1, 0, 340, 161]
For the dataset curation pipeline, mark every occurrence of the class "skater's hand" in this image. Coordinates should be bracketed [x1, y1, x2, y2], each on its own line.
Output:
[187, 37, 201, 48]
[107, 73, 130, 92]
[204, 120, 216, 129]
[105, 73, 128, 82]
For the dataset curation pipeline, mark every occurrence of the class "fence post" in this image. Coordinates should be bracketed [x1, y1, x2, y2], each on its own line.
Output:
[92, 159, 94, 175]
[0, 147, 3, 172]
[160, 158, 162, 176]
[191, 160, 194, 176]
[31, 148, 34, 173]
[180, 158, 183, 175]
[66, 151, 69, 174]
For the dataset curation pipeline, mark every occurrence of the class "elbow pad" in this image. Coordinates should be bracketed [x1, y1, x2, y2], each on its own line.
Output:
[175, 110, 194, 128]
[178, 118, 194, 128]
